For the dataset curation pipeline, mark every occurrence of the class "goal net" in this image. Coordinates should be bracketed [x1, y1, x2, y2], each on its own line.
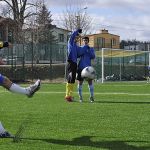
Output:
[94, 48, 150, 83]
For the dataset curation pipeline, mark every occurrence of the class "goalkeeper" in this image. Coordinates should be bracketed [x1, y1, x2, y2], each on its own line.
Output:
[0, 41, 41, 138]
[65, 29, 82, 102]
[76, 36, 95, 102]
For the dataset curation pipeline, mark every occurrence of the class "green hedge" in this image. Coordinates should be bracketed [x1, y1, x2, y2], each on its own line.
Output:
[0, 64, 65, 81]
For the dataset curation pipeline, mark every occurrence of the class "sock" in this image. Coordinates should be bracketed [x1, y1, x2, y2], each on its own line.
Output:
[69, 83, 74, 97]
[0, 122, 5, 134]
[9, 83, 29, 95]
[77, 84, 82, 98]
[66, 83, 71, 97]
[88, 84, 94, 97]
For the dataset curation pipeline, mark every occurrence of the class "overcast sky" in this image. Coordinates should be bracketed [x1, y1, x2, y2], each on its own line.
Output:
[44, 0, 150, 41]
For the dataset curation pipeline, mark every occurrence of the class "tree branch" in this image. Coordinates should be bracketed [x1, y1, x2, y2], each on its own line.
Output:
[0, 0, 13, 9]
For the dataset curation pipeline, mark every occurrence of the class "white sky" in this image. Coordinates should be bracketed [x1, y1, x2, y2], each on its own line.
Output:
[44, 0, 150, 41]
[0, 0, 150, 41]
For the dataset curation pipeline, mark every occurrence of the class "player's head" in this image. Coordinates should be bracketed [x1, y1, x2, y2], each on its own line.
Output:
[82, 36, 89, 45]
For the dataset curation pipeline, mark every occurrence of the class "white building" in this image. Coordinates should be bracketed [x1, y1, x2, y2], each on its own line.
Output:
[124, 43, 150, 51]
[52, 26, 70, 46]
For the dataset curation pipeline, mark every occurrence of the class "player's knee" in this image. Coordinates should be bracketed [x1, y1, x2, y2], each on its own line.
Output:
[2, 76, 12, 89]
[88, 80, 93, 85]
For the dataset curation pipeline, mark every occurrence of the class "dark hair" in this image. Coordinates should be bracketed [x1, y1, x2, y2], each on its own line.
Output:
[82, 36, 89, 42]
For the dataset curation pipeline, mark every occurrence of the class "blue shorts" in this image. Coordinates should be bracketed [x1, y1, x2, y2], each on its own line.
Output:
[0, 74, 4, 84]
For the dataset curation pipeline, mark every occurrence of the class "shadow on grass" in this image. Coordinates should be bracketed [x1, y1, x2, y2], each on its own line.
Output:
[19, 136, 149, 150]
[94, 101, 150, 105]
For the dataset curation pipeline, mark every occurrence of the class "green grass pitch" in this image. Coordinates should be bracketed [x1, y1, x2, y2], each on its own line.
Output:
[0, 82, 150, 150]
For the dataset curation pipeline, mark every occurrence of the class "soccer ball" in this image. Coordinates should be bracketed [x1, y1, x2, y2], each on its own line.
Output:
[81, 66, 96, 80]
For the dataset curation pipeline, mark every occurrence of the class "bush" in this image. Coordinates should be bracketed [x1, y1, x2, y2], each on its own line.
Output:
[0, 64, 65, 81]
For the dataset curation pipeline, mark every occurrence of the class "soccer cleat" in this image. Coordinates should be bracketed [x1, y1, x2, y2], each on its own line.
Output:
[27, 79, 41, 97]
[0, 131, 14, 138]
[89, 96, 94, 103]
[79, 96, 83, 103]
[65, 96, 74, 102]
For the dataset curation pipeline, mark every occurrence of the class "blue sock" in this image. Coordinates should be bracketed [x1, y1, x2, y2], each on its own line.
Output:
[77, 84, 82, 98]
[88, 84, 94, 97]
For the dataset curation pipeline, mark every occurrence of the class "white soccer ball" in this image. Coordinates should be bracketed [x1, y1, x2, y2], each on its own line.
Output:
[81, 66, 96, 80]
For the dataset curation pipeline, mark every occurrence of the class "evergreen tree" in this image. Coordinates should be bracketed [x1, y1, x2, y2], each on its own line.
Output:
[36, 4, 56, 44]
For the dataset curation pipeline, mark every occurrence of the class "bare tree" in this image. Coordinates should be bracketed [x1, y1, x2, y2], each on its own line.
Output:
[0, 0, 43, 42]
[61, 0, 92, 34]
[1, 5, 12, 18]
[0, 0, 40, 27]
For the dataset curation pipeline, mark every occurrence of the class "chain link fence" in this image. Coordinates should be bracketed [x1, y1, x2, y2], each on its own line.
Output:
[1, 43, 67, 82]
[1, 45, 149, 82]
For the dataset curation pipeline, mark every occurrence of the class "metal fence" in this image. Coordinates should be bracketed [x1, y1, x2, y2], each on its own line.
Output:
[94, 48, 149, 82]
[1, 45, 149, 82]
[2, 43, 67, 64]
[1, 43, 67, 82]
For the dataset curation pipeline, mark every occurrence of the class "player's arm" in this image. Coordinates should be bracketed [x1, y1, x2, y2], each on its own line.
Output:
[68, 29, 82, 46]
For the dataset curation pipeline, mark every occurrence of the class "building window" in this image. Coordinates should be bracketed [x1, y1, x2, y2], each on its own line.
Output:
[59, 34, 64, 42]
[97, 37, 105, 48]
[111, 38, 116, 46]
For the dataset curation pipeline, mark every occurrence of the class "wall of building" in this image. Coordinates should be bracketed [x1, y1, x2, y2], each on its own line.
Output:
[86, 29, 120, 50]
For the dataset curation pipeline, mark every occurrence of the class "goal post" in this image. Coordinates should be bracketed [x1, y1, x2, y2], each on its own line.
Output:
[95, 48, 150, 83]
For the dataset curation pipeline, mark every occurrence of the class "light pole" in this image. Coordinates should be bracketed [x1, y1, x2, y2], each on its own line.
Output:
[76, 7, 87, 45]
[76, 7, 88, 29]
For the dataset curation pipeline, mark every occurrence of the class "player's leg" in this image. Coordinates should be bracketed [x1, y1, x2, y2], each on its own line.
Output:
[88, 80, 94, 102]
[65, 61, 77, 102]
[0, 74, 40, 97]
[0, 121, 6, 135]
[76, 69, 84, 102]
[77, 80, 83, 102]
[147, 76, 149, 83]
[0, 121, 13, 138]
[65, 62, 72, 100]
[69, 62, 77, 97]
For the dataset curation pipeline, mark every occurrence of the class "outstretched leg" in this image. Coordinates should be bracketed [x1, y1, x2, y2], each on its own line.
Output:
[0, 121, 13, 138]
[0, 74, 40, 97]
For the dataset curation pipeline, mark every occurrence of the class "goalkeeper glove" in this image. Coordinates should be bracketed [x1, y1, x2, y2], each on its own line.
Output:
[78, 29, 82, 33]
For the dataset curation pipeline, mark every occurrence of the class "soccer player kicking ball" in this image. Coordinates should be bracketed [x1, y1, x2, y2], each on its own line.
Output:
[76, 37, 95, 102]
[0, 41, 41, 138]
[65, 29, 82, 102]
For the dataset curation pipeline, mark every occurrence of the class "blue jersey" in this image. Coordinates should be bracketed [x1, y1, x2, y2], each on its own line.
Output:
[0, 74, 4, 84]
[0, 41, 8, 84]
[78, 45, 95, 70]
[67, 29, 82, 63]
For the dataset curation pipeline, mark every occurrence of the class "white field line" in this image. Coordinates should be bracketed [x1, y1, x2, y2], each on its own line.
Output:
[1, 91, 150, 96]
[38, 92, 150, 96]
[99, 84, 147, 87]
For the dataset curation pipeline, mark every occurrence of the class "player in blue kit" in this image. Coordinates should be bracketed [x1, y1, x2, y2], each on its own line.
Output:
[76, 37, 95, 102]
[65, 29, 83, 102]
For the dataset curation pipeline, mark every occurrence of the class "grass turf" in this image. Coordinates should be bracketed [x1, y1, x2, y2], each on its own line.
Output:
[0, 81, 150, 150]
